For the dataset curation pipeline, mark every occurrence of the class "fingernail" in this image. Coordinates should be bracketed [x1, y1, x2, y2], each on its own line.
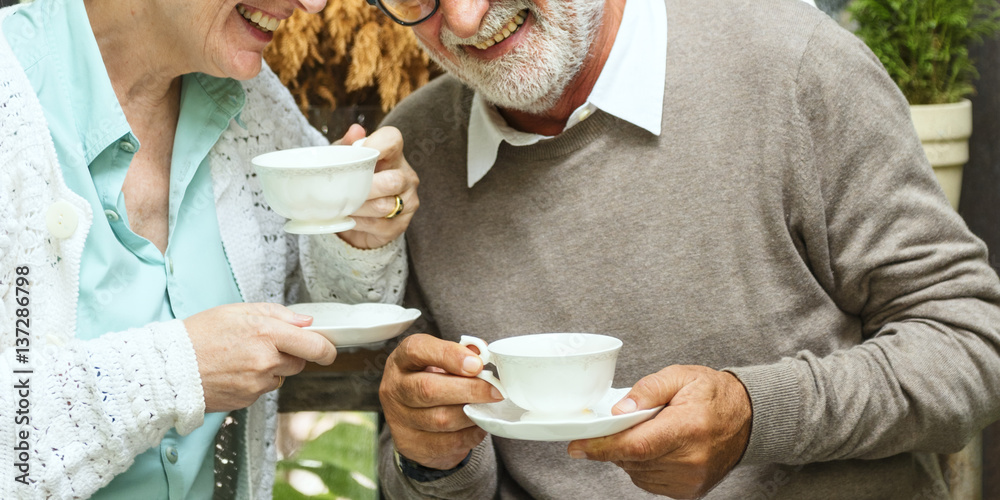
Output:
[569, 450, 587, 459]
[491, 387, 502, 400]
[462, 356, 481, 374]
[293, 313, 312, 323]
[615, 398, 638, 414]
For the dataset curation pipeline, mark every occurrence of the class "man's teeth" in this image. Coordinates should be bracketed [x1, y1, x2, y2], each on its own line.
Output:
[473, 9, 527, 50]
[237, 4, 280, 32]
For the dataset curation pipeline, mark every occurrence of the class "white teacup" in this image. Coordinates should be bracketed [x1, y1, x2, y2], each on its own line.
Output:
[460, 333, 622, 418]
[252, 145, 379, 234]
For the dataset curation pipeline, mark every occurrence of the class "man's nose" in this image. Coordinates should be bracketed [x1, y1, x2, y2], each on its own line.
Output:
[437, 0, 491, 39]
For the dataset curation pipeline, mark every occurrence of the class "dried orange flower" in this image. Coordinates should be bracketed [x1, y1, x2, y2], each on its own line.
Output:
[264, 0, 436, 114]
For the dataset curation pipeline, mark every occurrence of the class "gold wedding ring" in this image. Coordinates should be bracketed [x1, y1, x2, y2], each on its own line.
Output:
[385, 195, 404, 219]
[275, 375, 285, 389]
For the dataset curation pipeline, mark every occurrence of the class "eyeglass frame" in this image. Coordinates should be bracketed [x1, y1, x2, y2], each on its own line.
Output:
[365, 0, 440, 26]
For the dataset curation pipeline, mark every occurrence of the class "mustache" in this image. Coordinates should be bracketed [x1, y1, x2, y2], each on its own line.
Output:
[439, 0, 532, 47]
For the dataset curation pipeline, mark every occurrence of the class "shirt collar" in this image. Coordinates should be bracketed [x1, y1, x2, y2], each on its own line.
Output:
[467, 0, 667, 187]
[190, 72, 247, 126]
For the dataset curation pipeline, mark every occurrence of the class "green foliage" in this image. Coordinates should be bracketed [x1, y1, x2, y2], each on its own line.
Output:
[849, 0, 1000, 104]
[274, 415, 378, 500]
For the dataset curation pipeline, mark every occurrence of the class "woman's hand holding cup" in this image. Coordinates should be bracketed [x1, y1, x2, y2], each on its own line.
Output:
[335, 124, 419, 250]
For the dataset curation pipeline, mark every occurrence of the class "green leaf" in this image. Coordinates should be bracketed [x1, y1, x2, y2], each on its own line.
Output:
[848, 0, 1000, 103]
[275, 413, 380, 500]
[272, 479, 337, 500]
[294, 420, 377, 480]
[299, 463, 377, 500]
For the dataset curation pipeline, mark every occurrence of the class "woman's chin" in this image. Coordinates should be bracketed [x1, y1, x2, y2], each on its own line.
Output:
[221, 54, 265, 81]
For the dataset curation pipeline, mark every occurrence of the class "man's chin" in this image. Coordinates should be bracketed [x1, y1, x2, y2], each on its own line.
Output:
[457, 69, 562, 112]
[428, 47, 566, 113]
[489, 97, 556, 115]
[475, 82, 563, 114]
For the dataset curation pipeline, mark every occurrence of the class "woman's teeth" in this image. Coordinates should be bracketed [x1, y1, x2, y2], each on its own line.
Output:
[237, 4, 280, 32]
[473, 9, 527, 50]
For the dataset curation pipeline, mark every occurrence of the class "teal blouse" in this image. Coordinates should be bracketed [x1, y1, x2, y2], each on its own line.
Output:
[4, 0, 248, 498]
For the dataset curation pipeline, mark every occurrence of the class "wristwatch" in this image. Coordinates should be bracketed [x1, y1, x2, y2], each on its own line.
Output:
[394, 448, 472, 483]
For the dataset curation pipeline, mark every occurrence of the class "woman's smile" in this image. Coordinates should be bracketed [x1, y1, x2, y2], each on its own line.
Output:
[236, 4, 282, 33]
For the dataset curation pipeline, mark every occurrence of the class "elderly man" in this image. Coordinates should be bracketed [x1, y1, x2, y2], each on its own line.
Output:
[369, 0, 1000, 497]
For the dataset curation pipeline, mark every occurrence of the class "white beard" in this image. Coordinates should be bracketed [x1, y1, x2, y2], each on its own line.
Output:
[425, 0, 605, 114]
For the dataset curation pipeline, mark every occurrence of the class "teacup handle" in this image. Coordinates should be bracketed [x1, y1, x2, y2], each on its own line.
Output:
[459, 336, 508, 399]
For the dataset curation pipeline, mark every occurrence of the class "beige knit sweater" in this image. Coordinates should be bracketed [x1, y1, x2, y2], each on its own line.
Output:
[377, 0, 1000, 498]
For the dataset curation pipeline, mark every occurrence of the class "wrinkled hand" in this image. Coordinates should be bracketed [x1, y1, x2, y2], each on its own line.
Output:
[184, 303, 337, 413]
[334, 124, 419, 250]
[379, 334, 503, 469]
[567, 365, 752, 499]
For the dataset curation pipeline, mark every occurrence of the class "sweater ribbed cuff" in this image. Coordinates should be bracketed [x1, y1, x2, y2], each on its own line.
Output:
[303, 233, 406, 304]
[407, 438, 496, 497]
[155, 319, 207, 435]
[312, 232, 404, 263]
[724, 362, 802, 465]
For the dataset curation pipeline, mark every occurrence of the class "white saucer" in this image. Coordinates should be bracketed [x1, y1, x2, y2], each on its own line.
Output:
[287, 302, 420, 348]
[464, 388, 663, 441]
[284, 218, 356, 234]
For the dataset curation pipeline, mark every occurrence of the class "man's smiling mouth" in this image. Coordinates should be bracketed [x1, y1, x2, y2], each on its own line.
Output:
[473, 9, 528, 50]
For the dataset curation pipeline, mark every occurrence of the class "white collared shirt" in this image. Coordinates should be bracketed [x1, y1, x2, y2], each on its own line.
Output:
[466, 0, 817, 187]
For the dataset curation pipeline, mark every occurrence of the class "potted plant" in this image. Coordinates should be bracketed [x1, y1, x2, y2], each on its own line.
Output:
[848, 0, 1000, 210]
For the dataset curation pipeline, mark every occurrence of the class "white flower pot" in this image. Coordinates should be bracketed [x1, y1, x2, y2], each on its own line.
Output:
[909, 99, 972, 210]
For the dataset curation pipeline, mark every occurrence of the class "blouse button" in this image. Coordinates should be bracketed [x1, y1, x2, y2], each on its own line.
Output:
[165, 446, 179, 464]
[45, 199, 79, 239]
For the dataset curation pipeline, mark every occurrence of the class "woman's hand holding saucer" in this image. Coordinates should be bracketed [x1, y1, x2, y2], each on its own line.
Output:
[183, 303, 337, 413]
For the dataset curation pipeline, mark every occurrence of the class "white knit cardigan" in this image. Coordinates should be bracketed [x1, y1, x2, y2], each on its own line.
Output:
[0, 8, 406, 498]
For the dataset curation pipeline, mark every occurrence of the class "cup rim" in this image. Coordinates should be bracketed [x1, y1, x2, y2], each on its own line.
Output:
[251, 144, 380, 169]
[488, 333, 622, 358]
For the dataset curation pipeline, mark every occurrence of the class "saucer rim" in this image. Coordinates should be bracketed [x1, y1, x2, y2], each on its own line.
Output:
[463, 387, 663, 441]
[287, 302, 420, 347]
[283, 217, 356, 234]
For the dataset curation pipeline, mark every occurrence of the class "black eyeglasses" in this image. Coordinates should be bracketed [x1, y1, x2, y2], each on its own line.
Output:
[366, 0, 440, 26]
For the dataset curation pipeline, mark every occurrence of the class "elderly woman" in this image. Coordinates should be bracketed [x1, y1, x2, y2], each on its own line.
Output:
[0, 0, 418, 497]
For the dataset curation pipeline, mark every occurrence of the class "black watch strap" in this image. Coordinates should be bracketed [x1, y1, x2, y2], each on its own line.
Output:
[394, 449, 472, 483]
